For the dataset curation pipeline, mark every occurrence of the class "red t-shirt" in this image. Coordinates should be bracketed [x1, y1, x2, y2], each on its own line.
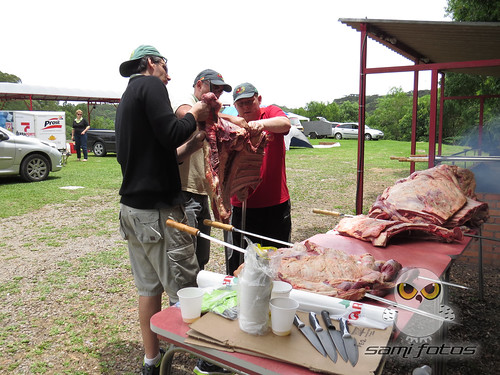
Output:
[231, 105, 290, 208]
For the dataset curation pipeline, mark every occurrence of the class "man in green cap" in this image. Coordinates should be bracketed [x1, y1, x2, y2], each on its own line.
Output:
[225, 82, 292, 276]
[116, 45, 211, 375]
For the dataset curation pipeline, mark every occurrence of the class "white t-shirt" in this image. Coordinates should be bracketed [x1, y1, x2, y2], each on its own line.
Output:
[172, 94, 208, 195]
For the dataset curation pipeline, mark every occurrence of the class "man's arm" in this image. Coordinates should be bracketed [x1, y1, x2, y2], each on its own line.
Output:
[175, 104, 192, 119]
[249, 116, 290, 134]
[175, 103, 207, 163]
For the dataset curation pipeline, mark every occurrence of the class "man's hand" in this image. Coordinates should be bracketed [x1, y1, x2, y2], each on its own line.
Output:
[219, 113, 250, 130]
[248, 120, 264, 133]
[177, 131, 207, 163]
[189, 101, 210, 122]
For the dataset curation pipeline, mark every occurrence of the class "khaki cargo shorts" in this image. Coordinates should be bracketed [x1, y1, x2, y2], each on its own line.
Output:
[119, 203, 199, 303]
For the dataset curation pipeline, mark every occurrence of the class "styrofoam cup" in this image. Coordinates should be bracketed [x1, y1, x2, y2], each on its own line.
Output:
[177, 287, 205, 323]
[271, 281, 292, 299]
[269, 297, 299, 336]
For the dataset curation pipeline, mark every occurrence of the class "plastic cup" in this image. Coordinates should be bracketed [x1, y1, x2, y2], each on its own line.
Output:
[269, 297, 299, 336]
[271, 281, 292, 299]
[177, 287, 205, 323]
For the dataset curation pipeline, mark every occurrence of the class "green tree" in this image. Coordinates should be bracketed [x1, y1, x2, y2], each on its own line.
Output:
[445, 0, 500, 22]
[0, 71, 21, 83]
[443, 0, 500, 144]
[338, 101, 358, 122]
[367, 88, 412, 140]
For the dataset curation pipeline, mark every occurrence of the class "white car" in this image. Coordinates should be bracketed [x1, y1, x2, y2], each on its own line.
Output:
[332, 122, 384, 140]
[0, 127, 62, 182]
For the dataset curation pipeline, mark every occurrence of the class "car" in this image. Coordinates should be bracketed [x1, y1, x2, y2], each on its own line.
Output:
[332, 122, 384, 140]
[86, 129, 116, 157]
[0, 127, 62, 182]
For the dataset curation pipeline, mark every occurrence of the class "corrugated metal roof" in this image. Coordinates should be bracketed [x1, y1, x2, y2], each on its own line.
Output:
[0, 82, 121, 103]
[340, 19, 500, 77]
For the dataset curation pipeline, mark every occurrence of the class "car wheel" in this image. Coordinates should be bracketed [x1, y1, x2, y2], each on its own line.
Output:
[93, 141, 107, 157]
[365, 133, 372, 141]
[309, 132, 318, 139]
[335, 133, 342, 140]
[20, 154, 50, 182]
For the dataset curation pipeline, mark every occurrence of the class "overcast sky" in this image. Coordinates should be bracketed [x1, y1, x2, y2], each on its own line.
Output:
[1, 0, 451, 108]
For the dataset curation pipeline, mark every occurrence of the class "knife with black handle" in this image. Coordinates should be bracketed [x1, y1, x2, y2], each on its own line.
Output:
[339, 317, 359, 367]
[321, 310, 348, 362]
[293, 314, 326, 357]
[309, 312, 337, 363]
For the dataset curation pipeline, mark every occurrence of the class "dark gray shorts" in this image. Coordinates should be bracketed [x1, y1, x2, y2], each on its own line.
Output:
[119, 204, 199, 302]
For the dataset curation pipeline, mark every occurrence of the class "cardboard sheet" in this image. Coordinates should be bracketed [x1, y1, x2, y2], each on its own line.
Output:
[188, 311, 393, 375]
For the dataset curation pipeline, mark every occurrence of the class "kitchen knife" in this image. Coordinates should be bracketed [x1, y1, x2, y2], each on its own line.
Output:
[309, 312, 337, 363]
[293, 314, 326, 357]
[339, 317, 359, 367]
[321, 310, 348, 363]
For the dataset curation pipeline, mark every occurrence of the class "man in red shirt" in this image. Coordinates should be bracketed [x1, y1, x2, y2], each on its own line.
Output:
[224, 82, 292, 275]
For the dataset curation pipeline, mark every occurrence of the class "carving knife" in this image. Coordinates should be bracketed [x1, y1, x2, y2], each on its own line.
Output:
[339, 317, 359, 366]
[293, 314, 326, 357]
[321, 310, 348, 362]
[309, 312, 337, 363]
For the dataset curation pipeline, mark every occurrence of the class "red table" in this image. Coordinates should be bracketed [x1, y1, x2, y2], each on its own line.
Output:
[150, 307, 339, 375]
[151, 233, 472, 375]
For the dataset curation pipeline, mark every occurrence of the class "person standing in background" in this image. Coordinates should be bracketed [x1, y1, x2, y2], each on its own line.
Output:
[71, 109, 90, 161]
[173, 69, 232, 270]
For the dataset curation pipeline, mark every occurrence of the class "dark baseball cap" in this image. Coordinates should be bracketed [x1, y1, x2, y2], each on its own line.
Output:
[233, 82, 258, 102]
[119, 45, 166, 77]
[193, 69, 231, 92]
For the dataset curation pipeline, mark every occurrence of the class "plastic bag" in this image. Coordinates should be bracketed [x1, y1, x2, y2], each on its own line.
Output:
[201, 287, 238, 320]
[238, 237, 275, 335]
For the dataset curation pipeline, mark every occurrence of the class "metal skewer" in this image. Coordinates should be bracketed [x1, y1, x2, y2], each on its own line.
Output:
[204, 219, 293, 247]
[417, 275, 469, 290]
[240, 199, 247, 249]
[364, 293, 457, 324]
[312, 209, 354, 218]
[166, 219, 247, 254]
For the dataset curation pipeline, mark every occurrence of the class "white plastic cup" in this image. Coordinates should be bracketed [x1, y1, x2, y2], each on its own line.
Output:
[271, 281, 292, 299]
[269, 297, 299, 336]
[177, 287, 205, 323]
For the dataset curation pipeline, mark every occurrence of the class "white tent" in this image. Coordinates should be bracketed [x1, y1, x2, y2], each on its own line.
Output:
[286, 111, 310, 122]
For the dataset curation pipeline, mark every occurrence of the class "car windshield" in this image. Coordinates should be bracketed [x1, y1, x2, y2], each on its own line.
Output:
[1, 127, 15, 136]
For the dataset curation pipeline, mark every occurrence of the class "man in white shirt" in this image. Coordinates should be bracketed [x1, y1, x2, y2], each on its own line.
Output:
[173, 69, 232, 270]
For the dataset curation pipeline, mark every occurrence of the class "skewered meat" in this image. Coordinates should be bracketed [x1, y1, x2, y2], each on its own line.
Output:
[337, 165, 488, 246]
[336, 215, 463, 247]
[201, 93, 267, 222]
[270, 240, 402, 300]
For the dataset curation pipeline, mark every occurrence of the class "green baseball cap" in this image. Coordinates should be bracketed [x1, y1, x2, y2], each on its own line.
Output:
[233, 82, 258, 102]
[119, 45, 166, 77]
[193, 69, 232, 92]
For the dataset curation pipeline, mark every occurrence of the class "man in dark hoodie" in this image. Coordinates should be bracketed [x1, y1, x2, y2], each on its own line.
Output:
[115, 44, 210, 375]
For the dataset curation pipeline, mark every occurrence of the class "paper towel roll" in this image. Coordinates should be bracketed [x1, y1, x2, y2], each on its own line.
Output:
[196, 270, 395, 328]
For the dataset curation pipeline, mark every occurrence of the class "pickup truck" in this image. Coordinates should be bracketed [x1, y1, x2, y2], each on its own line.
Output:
[86, 129, 116, 157]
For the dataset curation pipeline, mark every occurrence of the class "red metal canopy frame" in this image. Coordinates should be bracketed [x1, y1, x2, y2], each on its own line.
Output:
[341, 19, 500, 214]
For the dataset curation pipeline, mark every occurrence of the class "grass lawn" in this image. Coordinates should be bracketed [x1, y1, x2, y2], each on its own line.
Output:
[0, 140, 467, 219]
